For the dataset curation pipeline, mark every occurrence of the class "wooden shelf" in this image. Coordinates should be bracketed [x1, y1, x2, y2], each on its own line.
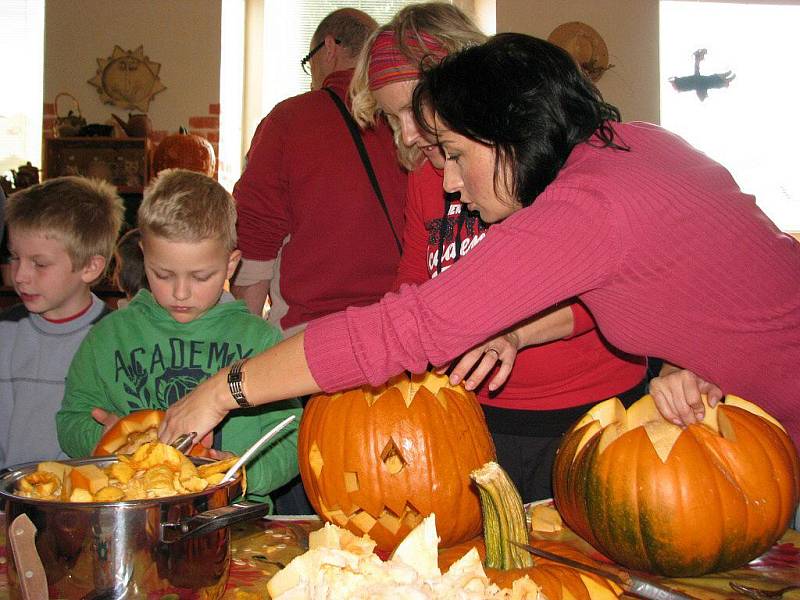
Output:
[43, 137, 151, 193]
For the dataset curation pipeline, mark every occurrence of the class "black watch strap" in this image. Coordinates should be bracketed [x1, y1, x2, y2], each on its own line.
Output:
[227, 358, 252, 409]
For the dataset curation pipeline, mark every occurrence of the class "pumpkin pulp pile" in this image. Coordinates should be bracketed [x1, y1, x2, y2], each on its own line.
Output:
[553, 394, 800, 576]
[267, 514, 543, 599]
[16, 441, 239, 502]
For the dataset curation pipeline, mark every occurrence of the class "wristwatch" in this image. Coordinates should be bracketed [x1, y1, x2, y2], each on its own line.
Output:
[227, 358, 253, 409]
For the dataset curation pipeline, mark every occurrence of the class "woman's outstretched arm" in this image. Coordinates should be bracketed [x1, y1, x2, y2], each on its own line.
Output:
[160, 332, 318, 444]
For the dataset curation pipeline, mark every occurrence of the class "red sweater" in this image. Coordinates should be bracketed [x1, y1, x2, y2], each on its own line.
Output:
[234, 70, 407, 330]
[306, 122, 800, 447]
[392, 161, 645, 410]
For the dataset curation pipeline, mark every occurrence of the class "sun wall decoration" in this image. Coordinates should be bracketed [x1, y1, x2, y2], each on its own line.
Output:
[88, 45, 167, 112]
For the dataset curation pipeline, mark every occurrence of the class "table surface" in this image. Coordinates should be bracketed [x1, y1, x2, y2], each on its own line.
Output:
[1, 510, 798, 600]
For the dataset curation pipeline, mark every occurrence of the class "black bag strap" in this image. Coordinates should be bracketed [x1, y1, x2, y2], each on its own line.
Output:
[324, 87, 402, 255]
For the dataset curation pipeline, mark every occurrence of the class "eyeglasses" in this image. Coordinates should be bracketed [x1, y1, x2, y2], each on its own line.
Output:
[301, 38, 341, 75]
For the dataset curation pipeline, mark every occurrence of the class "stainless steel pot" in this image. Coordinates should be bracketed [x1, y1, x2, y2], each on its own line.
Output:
[0, 456, 271, 599]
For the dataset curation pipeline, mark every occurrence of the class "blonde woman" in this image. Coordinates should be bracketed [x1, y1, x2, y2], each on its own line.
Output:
[346, 3, 646, 502]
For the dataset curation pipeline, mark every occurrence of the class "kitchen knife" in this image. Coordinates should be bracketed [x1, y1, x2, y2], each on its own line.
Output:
[510, 541, 697, 600]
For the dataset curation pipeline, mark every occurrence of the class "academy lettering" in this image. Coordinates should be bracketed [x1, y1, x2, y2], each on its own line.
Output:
[114, 340, 254, 383]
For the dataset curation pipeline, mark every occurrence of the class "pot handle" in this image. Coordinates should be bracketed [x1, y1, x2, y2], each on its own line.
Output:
[162, 500, 271, 543]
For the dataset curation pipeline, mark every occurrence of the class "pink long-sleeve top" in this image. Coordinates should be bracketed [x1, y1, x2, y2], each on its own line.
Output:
[392, 161, 645, 410]
[305, 122, 800, 447]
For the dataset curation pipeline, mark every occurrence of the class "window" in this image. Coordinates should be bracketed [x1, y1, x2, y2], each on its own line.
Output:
[660, 1, 800, 232]
[260, 1, 430, 116]
[0, 0, 44, 182]
[220, 0, 494, 191]
[220, 0, 429, 191]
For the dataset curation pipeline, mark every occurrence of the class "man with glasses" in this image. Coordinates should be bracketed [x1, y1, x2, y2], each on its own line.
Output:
[231, 8, 406, 512]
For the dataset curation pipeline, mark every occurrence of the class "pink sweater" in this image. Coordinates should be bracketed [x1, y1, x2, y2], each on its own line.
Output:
[305, 122, 800, 447]
[392, 161, 645, 410]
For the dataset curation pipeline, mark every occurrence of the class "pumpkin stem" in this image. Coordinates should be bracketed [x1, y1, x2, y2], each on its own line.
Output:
[470, 461, 533, 570]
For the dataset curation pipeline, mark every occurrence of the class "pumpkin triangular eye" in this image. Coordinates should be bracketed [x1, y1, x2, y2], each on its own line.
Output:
[381, 438, 407, 474]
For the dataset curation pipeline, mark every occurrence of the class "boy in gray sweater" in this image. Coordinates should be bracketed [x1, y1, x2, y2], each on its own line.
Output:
[0, 177, 123, 469]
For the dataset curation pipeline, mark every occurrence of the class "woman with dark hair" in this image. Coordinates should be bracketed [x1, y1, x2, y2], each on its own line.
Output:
[162, 33, 800, 484]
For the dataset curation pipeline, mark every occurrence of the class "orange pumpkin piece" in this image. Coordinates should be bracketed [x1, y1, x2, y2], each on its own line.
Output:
[69, 464, 108, 495]
[439, 538, 620, 600]
[93, 409, 208, 457]
[553, 394, 800, 577]
[298, 371, 496, 552]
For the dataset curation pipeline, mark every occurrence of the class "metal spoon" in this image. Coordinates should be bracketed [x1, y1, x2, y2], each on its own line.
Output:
[220, 415, 296, 483]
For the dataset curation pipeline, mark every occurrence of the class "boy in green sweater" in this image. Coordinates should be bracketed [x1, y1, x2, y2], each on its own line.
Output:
[57, 169, 301, 507]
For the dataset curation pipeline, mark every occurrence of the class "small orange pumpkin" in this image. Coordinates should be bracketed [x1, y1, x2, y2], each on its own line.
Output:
[152, 126, 216, 177]
[553, 394, 800, 576]
[297, 371, 496, 552]
[439, 538, 620, 600]
[93, 409, 209, 457]
[438, 461, 620, 600]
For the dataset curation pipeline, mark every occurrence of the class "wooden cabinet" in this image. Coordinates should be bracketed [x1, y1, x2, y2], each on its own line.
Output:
[43, 137, 151, 194]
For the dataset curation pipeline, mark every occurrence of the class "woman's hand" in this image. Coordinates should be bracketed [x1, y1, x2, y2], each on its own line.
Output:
[649, 363, 723, 427]
[443, 330, 521, 392]
[438, 304, 576, 392]
[159, 370, 233, 445]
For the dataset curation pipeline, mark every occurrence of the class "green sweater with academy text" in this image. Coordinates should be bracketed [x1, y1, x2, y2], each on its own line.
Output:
[57, 290, 302, 506]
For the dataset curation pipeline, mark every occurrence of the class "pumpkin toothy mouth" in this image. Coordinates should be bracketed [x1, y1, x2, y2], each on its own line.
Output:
[314, 437, 423, 535]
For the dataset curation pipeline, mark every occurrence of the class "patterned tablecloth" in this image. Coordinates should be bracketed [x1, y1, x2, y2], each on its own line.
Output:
[0, 509, 798, 600]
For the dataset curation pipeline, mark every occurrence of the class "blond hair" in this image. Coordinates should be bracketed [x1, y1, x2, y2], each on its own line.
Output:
[138, 169, 237, 251]
[350, 2, 486, 169]
[6, 176, 124, 272]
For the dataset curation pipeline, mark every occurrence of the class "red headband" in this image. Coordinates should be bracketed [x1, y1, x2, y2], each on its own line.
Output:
[367, 29, 449, 91]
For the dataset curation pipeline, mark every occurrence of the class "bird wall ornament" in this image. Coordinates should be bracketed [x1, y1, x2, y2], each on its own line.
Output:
[669, 49, 735, 101]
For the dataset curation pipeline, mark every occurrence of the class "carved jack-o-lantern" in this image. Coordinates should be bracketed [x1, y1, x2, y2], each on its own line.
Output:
[298, 371, 496, 552]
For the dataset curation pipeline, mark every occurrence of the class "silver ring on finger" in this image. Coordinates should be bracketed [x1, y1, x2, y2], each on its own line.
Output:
[484, 348, 500, 359]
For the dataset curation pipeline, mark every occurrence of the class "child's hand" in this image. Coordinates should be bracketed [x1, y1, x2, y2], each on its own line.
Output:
[91, 407, 120, 434]
[204, 448, 235, 460]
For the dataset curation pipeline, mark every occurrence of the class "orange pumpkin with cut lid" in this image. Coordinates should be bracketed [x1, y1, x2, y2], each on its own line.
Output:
[553, 394, 800, 577]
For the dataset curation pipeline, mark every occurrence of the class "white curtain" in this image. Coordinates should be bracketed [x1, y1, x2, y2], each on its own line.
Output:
[0, 0, 44, 179]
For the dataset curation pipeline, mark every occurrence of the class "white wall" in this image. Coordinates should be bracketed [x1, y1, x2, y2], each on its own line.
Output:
[44, 0, 221, 133]
[497, 0, 660, 124]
